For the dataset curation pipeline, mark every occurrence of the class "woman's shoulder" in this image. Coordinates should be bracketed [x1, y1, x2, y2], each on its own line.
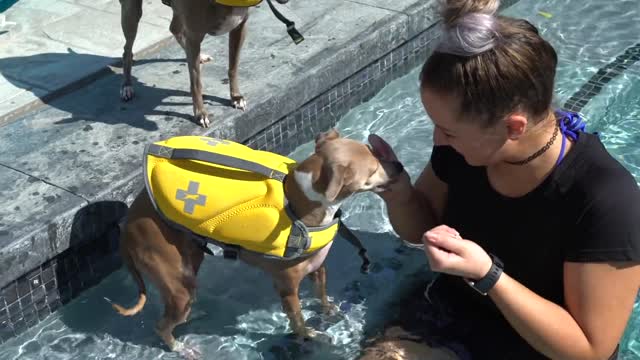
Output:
[565, 133, 639, 200]
[561, 133, 640, 262]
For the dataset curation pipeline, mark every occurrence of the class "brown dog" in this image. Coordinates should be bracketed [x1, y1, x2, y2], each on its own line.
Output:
[112, 129, 404, 358]
[118, 0, 290, 127]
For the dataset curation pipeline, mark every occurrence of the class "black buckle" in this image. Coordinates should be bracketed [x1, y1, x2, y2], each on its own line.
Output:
[286, 24, 304, 44]
[223, 245, 240, 260]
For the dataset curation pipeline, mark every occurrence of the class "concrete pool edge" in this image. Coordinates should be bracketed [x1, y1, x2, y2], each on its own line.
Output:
[0, 0, 521, 344]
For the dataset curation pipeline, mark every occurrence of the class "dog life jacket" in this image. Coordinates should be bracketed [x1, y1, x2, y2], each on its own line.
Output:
[143, 135, 341, 260]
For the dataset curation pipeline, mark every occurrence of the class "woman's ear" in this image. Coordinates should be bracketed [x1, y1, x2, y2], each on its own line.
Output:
[505, 114, 528, 140]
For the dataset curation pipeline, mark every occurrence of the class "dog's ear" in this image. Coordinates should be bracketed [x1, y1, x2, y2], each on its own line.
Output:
[315, 128, 340, 151]
[323, 163, 352, 202]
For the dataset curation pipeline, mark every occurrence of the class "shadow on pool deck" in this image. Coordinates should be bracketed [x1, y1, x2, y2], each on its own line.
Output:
[0, 50, 237, 129]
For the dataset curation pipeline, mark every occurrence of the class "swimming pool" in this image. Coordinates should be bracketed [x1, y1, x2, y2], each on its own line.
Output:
[0, 0, 18, 13]
[1, 0, 639, 358]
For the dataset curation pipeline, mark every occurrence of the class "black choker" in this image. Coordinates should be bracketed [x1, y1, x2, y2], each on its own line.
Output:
[505, 123, 558, 166]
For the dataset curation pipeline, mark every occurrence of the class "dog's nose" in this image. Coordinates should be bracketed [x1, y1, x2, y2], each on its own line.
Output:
[392, 161, 404, 174]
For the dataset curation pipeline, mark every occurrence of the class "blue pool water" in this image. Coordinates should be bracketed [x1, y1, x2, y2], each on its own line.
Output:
[1, 0, 639, 358]
[0, 0, 18, 13]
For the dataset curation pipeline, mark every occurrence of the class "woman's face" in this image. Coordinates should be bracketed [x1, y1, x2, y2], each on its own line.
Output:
[421, 88, 509, 167]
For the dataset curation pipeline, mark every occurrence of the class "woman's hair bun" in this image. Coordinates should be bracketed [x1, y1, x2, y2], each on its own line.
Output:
[436, 0, 501, 57]
[440, 0, 500, 25]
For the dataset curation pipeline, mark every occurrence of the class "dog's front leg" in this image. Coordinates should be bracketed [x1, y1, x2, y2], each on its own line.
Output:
[184, 33, 210, 128]
[119, 0, 142, 101]
[310, 265, 339, 315]
[170, 15, 213, 65]
[228, 16, 248, 111]
[273, 276, 314, 339]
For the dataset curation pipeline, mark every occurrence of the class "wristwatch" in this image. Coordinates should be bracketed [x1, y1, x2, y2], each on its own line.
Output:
[465, 253, 503, 296]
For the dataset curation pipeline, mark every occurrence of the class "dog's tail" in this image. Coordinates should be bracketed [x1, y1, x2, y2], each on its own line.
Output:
[112, 246, 147, 316]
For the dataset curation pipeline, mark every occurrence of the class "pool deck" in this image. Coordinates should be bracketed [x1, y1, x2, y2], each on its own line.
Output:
[0, 0, 444, 290]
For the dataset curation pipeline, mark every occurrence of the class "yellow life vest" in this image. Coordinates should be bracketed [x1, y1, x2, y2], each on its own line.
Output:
[214, 0, 263, 7]
[143, 135, 340, 259]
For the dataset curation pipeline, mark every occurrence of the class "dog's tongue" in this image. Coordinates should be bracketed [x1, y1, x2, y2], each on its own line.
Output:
[368, 134, 397, 161]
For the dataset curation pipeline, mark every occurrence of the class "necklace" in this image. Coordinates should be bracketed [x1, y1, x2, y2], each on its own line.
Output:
[505, 123, 559, 166]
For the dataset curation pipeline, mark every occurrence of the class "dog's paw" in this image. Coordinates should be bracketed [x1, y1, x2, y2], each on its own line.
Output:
[195, 113, 210, 128]
[322, 302, 340, 317]
[231, 95, 246, 111]
[174, 341, 202, 360]
[298, 328, 333, 345]
[120, 85, 134, 101]
[199, 54, 213, 64]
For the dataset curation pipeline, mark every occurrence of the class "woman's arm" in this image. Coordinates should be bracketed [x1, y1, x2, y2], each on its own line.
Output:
[381, 162, 448, 244]
[488, 262, 640, 360]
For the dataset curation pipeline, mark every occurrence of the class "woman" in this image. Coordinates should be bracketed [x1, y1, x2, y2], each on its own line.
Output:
[361, 0, 640, 359]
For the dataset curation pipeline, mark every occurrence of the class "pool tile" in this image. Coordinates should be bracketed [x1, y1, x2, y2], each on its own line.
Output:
[22, 307, 37, 327]
[37, 306, 51, 321]
[16, 278, 30, 299]
[41, 265, 55, 285]
[7, 299, 21, 318]
[48, 299, 62, 313]
[0, 321, 14, 342]
[2, 285, 17, 306]
[18, 294, 32, 309]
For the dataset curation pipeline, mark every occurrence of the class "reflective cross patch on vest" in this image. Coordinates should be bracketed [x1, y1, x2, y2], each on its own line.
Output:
[175, 181, 207, 215]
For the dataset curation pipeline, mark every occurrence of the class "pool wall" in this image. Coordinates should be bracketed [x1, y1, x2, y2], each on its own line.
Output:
[0, 0, 520, 343]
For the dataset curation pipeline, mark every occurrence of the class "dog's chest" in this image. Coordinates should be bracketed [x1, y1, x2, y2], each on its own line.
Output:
[207, 8, 247, 35]
[305, 241, 333, 275]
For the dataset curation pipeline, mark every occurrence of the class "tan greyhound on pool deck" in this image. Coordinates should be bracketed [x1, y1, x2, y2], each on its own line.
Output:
[111, 129, 404, 359]
[118, 0, 298, 128]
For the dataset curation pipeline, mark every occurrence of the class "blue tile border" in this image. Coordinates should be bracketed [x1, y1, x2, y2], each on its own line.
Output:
[564, 42, 640, 113]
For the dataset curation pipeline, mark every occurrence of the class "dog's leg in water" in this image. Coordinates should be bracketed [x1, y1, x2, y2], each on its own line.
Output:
[156, 284, 201, 360]
[184, 32, 210, 128]
[228, 16, 248, 111]
[119, 0, 142, 101]
[309, 265, 338, 315]
[273, 274, 317, 340]
[170, 15, 212, 64]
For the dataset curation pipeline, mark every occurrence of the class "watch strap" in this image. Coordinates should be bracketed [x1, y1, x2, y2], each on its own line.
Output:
[466, 253, 503, 295]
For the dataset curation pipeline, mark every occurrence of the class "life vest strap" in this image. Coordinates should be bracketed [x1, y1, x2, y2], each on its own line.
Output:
[283, 215, 312, 258]
[147, 143, 287, 182]
[265, 0, 304, 44]
[337, 216, 371, 274]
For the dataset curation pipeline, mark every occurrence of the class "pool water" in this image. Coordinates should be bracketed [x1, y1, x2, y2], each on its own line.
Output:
[0, 0, 18, 13]
[1, 0, 639, 358]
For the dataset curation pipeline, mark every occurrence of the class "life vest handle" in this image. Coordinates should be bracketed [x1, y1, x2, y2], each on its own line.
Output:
[147, 144, 288, 182]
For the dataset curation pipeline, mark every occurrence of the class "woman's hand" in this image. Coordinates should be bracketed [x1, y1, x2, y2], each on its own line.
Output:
[423, 225, 493, 280]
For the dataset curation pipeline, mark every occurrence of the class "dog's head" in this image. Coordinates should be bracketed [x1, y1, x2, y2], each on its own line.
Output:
[307, 129, 404, 203]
